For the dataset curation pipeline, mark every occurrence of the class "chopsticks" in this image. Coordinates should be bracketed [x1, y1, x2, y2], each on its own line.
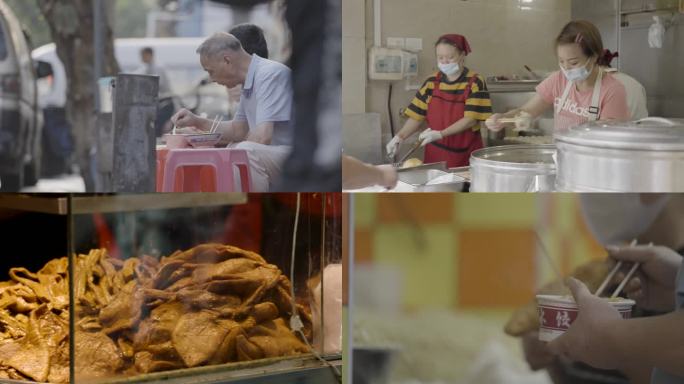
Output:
[534, 231, 564, 283]
[497, 117, 523, 124]
[172, 114, 222, 135]
[611, 261, 640, 299]
[536, 233, 643, 300]
[209, 115, 219, 133]
[594, 239, 641, 298]
[498, 117, 533, 132]
[208, 115, 223, 134]
[396, 138, 424, 166]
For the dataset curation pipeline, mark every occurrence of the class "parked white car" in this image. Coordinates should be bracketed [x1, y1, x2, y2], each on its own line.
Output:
[0, 0, 41, 191]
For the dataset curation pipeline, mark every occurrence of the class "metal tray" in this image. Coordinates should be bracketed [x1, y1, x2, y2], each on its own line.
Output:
[0, 194, 247, 215]
[395, 162, 447, 185]
[84, 354, 340, 384]
[415, 172, 467, 192]
[0, 355, 341, 384]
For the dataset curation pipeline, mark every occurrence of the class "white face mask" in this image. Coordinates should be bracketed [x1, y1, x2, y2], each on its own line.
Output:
[579, 194, 670, 246]
[560, 59, 593, 82]
[438, 62, 460, 76]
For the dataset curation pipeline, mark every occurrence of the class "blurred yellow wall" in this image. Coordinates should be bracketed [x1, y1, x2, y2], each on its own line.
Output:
[352, 193, 604, 310]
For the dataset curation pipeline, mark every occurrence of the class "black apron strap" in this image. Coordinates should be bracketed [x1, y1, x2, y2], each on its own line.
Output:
[430, 141, 470, 153]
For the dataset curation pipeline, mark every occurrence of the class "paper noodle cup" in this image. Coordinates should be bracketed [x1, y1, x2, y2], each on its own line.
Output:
[536, 294, 635, 342]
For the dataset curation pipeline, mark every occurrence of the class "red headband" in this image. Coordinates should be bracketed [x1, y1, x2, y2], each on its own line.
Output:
[437, 34, 472, 55]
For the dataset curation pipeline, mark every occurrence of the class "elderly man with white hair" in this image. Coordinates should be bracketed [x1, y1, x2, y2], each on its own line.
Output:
[171, 32, 292, 192]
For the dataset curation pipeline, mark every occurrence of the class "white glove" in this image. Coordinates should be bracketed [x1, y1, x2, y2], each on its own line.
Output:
[513, 111, 533, 132]
[386, 136, 403, 158]
[485, 113, 505, 132]
[418, 128, 443, 146]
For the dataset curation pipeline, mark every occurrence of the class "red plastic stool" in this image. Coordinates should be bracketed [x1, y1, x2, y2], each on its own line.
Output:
[161, 148, 251, 192]
[157, 148, 217, 192]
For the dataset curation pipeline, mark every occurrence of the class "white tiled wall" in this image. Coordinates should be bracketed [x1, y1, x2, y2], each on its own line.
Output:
[342, 0, 573, 161]
[342, 0, 367, 115]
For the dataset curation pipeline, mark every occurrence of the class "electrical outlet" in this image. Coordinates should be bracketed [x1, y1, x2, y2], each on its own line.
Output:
[386, 37, 405, 49]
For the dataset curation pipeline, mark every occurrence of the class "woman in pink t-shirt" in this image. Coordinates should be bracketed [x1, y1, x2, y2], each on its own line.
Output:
[486, 21, 629, 134]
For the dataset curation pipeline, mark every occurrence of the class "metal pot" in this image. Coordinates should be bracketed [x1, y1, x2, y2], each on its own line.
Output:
[469, 144, 556, 192]
[555, 118, 684, 192]
[353, 347, 398, 384]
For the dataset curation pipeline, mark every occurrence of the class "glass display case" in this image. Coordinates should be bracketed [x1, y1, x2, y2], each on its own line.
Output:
[0, 193, 342, 384]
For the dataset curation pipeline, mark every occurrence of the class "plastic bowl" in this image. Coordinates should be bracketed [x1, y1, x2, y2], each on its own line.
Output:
[164, 134, 189, 149]
[185, 133, 222, 148]
[536, 294, 635, 342]
[163, 133, 222, 149]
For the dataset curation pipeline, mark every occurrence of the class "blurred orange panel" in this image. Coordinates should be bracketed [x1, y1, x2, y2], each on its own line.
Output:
[575, 203, 604, 258]
[560, 235, 572, 276]
[458, 229, 535, 308]
[377, 194, 453, 224]
[354, 229, 373, 265]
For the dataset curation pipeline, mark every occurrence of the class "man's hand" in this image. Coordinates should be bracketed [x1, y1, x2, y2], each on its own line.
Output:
[547, 278, 624, 370]
[171, 108, 207, 131]
[176, 126, 205, 134]
[375, 164, 398, 189]
[342, 156, 398, 190]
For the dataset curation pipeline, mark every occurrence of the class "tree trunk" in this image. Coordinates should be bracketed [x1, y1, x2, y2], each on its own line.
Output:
[36, 0, 119, 191]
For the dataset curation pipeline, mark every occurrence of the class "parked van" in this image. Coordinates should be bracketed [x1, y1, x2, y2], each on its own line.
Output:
[0, 0, 41, 191]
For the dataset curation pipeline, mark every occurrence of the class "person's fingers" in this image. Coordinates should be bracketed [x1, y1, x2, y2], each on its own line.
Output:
[377, 165, 398, 188]
[546, 333, 569, 359]
[386, 138, 401, 158]
[566, 277, 591, 305]
[612, 271, 626, 286]
[177, 111, 191, 121]
[385, 171, 398, 189]
[173, 115, 187, 126]
[176, 127, 196, 134]
[626, 289, 644, 301]
[606, 245, 654, 263]
[624, 276, 642, 294]
[485, 115, 499, 129]
[522, 331, 554, 371]
[485, 118, 502, 131]
[171, 108, 188, 123]
[178, 126, 204, 134]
